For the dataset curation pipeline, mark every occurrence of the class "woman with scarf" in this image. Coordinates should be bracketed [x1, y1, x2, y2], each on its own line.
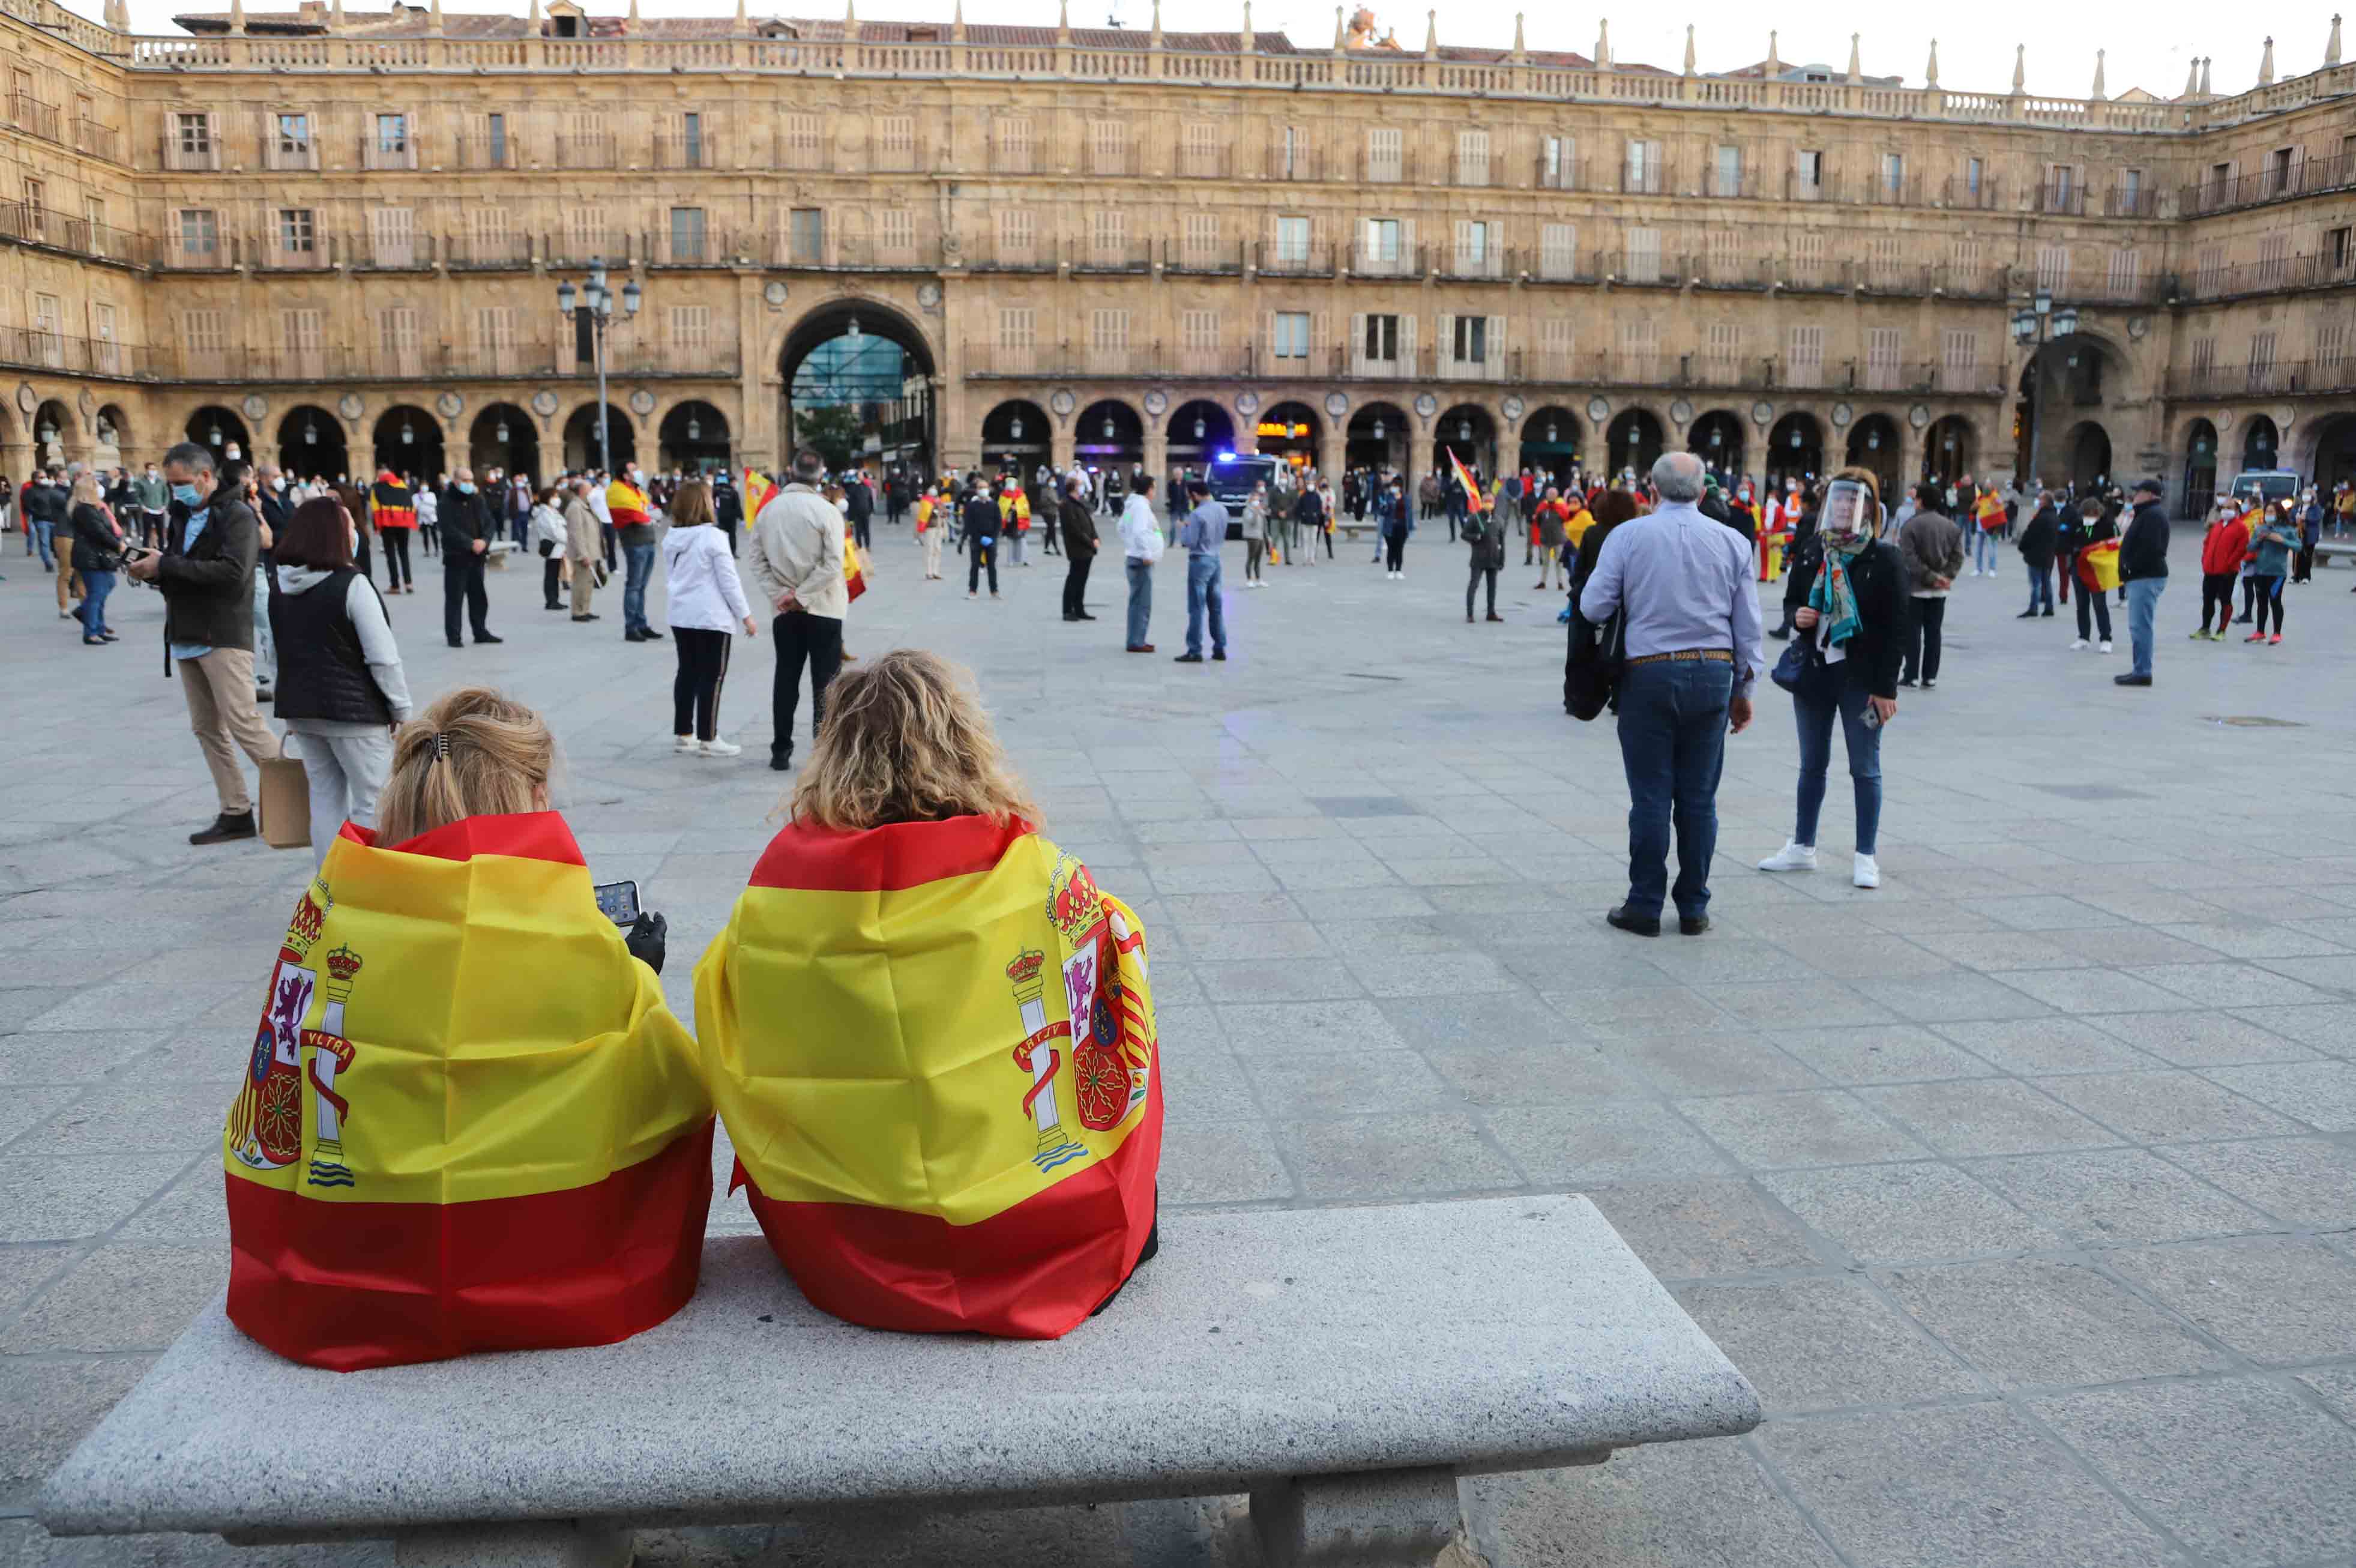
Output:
[1758, 466, 1905, 891]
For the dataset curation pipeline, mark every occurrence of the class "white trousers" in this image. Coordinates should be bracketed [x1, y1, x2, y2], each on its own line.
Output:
[287, 728, 394, 867]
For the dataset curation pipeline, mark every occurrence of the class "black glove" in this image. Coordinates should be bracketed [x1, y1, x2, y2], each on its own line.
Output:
[625, 911, 668, 975]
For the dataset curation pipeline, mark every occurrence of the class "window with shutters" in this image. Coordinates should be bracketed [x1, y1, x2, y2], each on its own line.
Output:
[667, 206, 708, 263]
[680, 112, 705, 167]
[1870, 235, 1903, 285]
[378, 305, 420, 378]
[1540, 133, 1576, 190]
[1964, 155, 1984, 194]
[1940, 329, 1979, 393]
[91, 301, 118, 372]
[1866, 327, 1902, 390]
[1622, 226, 1662, 285]
[484, 112, 507, 167]
[176, 208, 218, 261]
[563, 110, 610, 167]
[2196, 243, 2223, 294]
[1362, 313, 1400, 367]
[368, 111, 414, 170]
[1089, 119, 1129, 175]
[997, 306, 1036, 373]
[1272, 311, 1310, 362]
[1711, 144, 1742, 198]
[30, 293, 62, 366]
[1795, 148, 1824, 199]
[1451, 315, 1487, 366]
[1539, 222, 1578, 280]
[1618, 316, 1658, 381]
[1274, 123, 1309, 179]
[667, 305, 709, 363]
[2034, 244, 2068, 294]
[2106, 247, 2141, 298]
[784, 207, 821, 265]
[467, 206, 513, 263]
[1361, 217, 1405, 274]
[995, 116, 1034, 173]
[2189, 334, 2216, 392]
[173, 112, 215, 169]
[2317, 321, 2347, 378]
[1624, 139, 1663, 194]
[564, 207, 607, 265]
[1705, 229, 1741, 282]
[1453, 220, 1493, 277]
[1880, 152, 1904, 196]
[1091, 208, 1128, 263]
[875, 115, 915, 170]
[1089, 308, 1130, 371]
[1950, 236, 1983, 288]
[1705, 321, 1741, 379]
[1181, 121, 1222, 176]
[22, 176, 44, 238]
[1456, 128, 1490, 186]
[181, 307, 227, 376]
[1538, 316, 1575, 379]
[1786, 324, 1824, 388]
[277, 207, 316, 260]
[1273, 214, 1310, 265]
[2249, 330, 2277, 390]
[1791, 230, 1825, 286]
[996, 208, 1035, 263]
[273, 112, 313, 169]
[779, 113, 821, 170]
[280, 307, 324, 377]
[475, 305, 521, 374]
[1367, 127, 1402, 182]
[2255, 232, 2289, 288]
[1183, 213, 1220, 265]
[876, 208, 914, 258]
[1180, 308, 1220, 373]
[369, 207, 415, 268]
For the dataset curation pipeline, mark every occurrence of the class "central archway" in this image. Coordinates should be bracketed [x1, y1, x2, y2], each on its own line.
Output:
[469, 403, 541, 481]
[279, 405, 348, 481]
[780, 299, 935, 478]
[2181, 418, 2219, 516]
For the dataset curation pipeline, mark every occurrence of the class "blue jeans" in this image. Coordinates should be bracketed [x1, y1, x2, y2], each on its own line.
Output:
[1184, 553, 1226, 657]
[1791, 663, 1882, 855]
[2125, 577, 2165, 677]
[622, 541, 656, 633]
[31, 519, 55, 568]
[77, 568, 116, 638]
[1971, 527, 1998, 573]
[2026, 561, 2053, 614]
[1125, 558, 1154, 647]
[1613, 659, 1734, 921]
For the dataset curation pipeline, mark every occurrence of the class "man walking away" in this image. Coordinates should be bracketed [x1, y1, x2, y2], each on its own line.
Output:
[2115, 478, 2170, 687]
[121, 441, 283, 845]
[368, 468, 417, 593]
[438, 468, 502, 648]
[748, 450, 848, 771]
[2016, 491, 2058, 619]
[1059, 475, 1098, 621]
[962, 483, 1001, 600]
[1121, 477, 1163, 652]
[1464, 493, 1505, 623]
[1173, 479, 1228, 663]
[1896, 484, 1963, 689]
[609, 465, 662, 641]
[845, 471, 874, 552]
[713, 470, 743, 552]
[1579, 452, 1762, 937]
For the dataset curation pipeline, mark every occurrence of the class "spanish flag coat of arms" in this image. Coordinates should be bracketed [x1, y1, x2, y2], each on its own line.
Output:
[694, 815, 1162, 1339]
[223, 813, 715, 1372]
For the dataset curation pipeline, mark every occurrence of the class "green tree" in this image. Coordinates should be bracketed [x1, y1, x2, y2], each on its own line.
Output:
[794, 405, 866, 474]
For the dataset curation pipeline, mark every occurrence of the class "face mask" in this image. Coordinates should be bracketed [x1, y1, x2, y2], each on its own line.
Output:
[458, 482, 475, 495]
[170, 482, 203, 505]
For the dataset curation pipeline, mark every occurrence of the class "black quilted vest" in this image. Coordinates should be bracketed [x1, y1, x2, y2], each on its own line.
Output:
[270, 571, 393, 725]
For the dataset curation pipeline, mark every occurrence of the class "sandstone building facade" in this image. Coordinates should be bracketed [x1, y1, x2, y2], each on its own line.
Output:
[4, 0, 2354, 514]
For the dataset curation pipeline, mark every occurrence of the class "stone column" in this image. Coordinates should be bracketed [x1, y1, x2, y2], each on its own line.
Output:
[1317, 417, 1346, 485]
[1049, 411, 1076, 473]
[1142, 426, 1169, 501]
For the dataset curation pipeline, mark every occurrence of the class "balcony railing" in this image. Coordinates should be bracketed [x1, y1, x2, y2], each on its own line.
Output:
[70, 118, 119, 160]
[543, 229, 629, 268]
[261, 139, 321, 171]
[963, 233, 1057, 272]
[160, 134, 221, 172]
[1941, 175, 2002, 210]
[2180, 151, 2356, 216]
[446, 231, 535, 268]
[1176, 146, 1232, 179]
[1439, 247, 1506, 280]
[1264, 143, 1323, 181]
[8, 93, 61, 141]
[553, 133, 619, 170]
[1353, 146, 1418, 185]
[652, 133, 717, 170]
[2166, 358, 2356, 398]
[360, 134, 420, 172]
[1618, 163, 1669, 196]
[0, 327, 144, 378]
[2174, 250, 2356, 300]
[256, 235, 334, 271]
[1860, 173, 1922, 208]
[452, 133, 518, 170]
[2035, 181, 2087, 216]
[1087, 146, 1139, 177]
[348, 229, 437, 270]
[1451, 157, 1501, 188]
[1253, 240, 1335, 277]
[146, 340, 742, 384]
[0, 201, 157, 264]
[1161, 238, 1243, 275]
[2103, 185, 2162, 217]
[1348, 242, 1421, 278]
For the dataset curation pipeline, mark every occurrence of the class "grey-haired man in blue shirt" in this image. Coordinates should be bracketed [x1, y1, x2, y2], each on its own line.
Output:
[1579, 451, 1764, 936]
[1173, 480, 1228, 663]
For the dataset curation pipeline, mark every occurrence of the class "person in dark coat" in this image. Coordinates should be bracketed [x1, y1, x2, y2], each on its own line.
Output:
[1058, 476, 1098, 621]
[438, 468, 502, 650]
[1758, 466, 1906, 890]
[2016, 493, 2060, 618]
[1463, 493, 1505, 623]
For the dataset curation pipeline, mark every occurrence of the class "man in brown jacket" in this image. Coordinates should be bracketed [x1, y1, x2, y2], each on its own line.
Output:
[1896, 483, 1966, 689]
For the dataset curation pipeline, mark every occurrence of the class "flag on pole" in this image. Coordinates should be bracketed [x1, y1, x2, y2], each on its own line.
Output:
[223, 813, 714, 1371]
[695, 816, 1163, 1339]
[1448, 448, 1487, 513]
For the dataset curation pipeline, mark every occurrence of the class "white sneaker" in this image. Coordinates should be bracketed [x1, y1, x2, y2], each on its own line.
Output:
[700, 737, 742, 758]
[2098, 640, 2113, 654]
[1758, 840, 1819, 873]
[673, 735, 698, 755]
[1853, 853, 1882, 889]
[2070, 638, 2089, 650]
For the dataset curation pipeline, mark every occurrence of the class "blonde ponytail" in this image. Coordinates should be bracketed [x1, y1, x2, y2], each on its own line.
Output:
[373, 687, 554, 846]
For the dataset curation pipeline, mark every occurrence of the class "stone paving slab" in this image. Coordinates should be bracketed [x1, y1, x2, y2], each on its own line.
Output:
[4, 523, 2356, 1566]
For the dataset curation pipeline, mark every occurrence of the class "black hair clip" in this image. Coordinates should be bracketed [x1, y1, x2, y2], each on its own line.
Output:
[431, 733, 451, 762]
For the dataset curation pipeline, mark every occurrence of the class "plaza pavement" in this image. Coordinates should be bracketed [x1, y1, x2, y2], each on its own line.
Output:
[3, 519, 2355, 1568]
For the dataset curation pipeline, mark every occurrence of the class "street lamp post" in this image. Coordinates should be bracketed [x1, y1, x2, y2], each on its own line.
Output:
[556, 259, 641, 472]
[2011, 286, 2079, 489]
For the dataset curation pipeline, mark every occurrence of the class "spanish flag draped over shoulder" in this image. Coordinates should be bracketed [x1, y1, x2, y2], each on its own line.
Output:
[694, 816, 1162, 1339]
[368, 472, 415, 531]
[224, 813, 715, 1372]
[607, 477, 651, 528]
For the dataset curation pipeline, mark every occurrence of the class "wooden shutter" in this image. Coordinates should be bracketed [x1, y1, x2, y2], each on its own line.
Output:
[1436, 312, 1456, 373]
[1487, 316, 1507, 379]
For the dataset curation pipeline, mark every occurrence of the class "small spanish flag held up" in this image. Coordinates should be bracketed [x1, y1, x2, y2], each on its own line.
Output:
[1448, 448, 1487, 513]
[223, 813, 715, 1372]
[844, 528, 868, 603]
[743, 466, 777, 519]
[694, 816, 1162, 1339]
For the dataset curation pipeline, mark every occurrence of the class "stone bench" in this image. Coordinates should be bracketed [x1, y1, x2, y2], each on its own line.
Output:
[2313, 538, 2356, 567]
[40, 1194, 1761, 1568]
[481, 538, 522, 570]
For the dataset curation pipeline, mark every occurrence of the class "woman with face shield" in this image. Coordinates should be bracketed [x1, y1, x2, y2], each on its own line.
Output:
[1757, 466, 1906, 890]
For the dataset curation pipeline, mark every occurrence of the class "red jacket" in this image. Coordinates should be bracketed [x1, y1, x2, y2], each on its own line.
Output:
[2200, 516, 2251, 575]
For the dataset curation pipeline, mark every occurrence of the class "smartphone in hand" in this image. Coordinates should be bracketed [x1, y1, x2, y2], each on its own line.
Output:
[592, 879, 641, 927]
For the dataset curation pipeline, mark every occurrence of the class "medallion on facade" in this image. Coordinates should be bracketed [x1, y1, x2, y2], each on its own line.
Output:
[1142, 390, 1168, 417]
[1750, 401, 1774, 426]
[1413, 393, 1438, 419]
[1500, 396, 1525, 424]
[1908, 404, 1931, 430]
[436, 392, 464, 420]
[1234, 391, 1259, 417]
[629, 390, 657, 417]
[1049, 390, 1076, 417]
[1669, 399, 1693, 427]
[916, 283, 943, 311]
[1586, 396, 1610, 423]
[530, 390, 558, 418]
[763, 280, 789, 307]
[14, 384, 37, 417]
[1324, 392, 1349, 419]
[241, 393, 268, 422]
[1830, 403, 1854, 428]
[339, 393, 366, 422]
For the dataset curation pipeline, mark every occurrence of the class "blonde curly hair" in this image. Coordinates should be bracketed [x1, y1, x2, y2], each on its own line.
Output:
[791, 650, 1038, 832]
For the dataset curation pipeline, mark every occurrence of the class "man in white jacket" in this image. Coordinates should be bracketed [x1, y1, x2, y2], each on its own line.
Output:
[1119, 475, 1164, 653]
[746, 448, 848, 772]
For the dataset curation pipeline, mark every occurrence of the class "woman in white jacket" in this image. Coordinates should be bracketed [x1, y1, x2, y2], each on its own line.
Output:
[529, 486, 570, 611]
[661, 478, 756, 758]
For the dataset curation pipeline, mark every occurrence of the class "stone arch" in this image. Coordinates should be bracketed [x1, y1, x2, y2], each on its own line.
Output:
[1687, 409, 1746, 482]
[1256, 400, 1321, 468]
[32, 397, 79, 468]
[561, 402, 634, 471]
[1520, 406, 1582, 483]
[1077, 398, 1145, 472]
[375, 405, 446, 484]
[94, 403, 133, 466]
[658, 399, 732, 473]
[1435, 403, 1497, 477]
[2065, 420, 2112, 491]
[2181, 417, 2220, 516]
[185, 405, 252, 466]
[1767, 411, 1825, 489]
[1925, 414, 1977, 487]
[980, 399, 1050, 474]
[1607, 406, 1665, 478]
[778, 294, 938, 478]
[2240, 414, 2281, 472]
[278, 405, 349, 481]
[1845, 412, 1903, 499]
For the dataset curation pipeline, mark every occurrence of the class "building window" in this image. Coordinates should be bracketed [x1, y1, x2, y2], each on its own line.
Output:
[1089, 119, 1127, 174]
[181, 308, 227, 373]
[378, 306, 420, 373]
[92, 301, 118, 370]
[786, 207, 821, 265]
[369, 207, 415, 267]
[1941, 328, 1979, 392]
[1363, 313, 1399, 363]
[1786, 324, 1824, 387]
[2106, 247, 2141, 298]
[178, 208, 218, 256]
[681, 112, 703, 166]
[1362, 217, 1403, 267]
[1538, 316, 1574, 377]
[1091, 208, 1127, 260]
[1183, 213, 1220, 264]
[176, 112, 211, 155]
[1274, 215, 1310, 264]
[1880, 151, 1903, 194]
[2328, 226, 2353, 274]
[484, 112, 506, 165]
[1451, 315, 1487, 364]
[1181, 121, 1221, 176]
[670, 205, 708, 262]
[1276, 123, 1308, 178]
[279, 208, 315, 255]
[876, 115, 915, 170]
[1091, 309, 1130, 351]
[2267, 146, 2295, 194]
[996, 207, 1035, 260]
[1866, 327, 1902, 390]
[1272, 310, 1310, 361]
[2118, 167, 2142, 209]
[995, 116, 1034, 172]
[1965, 156, 1984, 195]
[1795, 149, 1824, 198]
[1455, 128, 1490, 185]
[376, 113, 409, 154]
[2035, 244, 2069, 294]
[1181, 309, 1219, 349]
[1624, 138, 1663, 194]
[998, 307, 1035, 349]
[1367, 127, 1402, 182]
[276, 112, 311, 160]
[1540, 222, 1578, 280]
[1454, 220, 1490, 273]
[876, 208, 914, 256]
[22, 176, 44, 237]
[1705, 228, 1741, 279]
[1712, 144, 1741, 198]
[1541, 134, 1575, 189]
[2255, 232, 2290, 288]
[668, 305, 710, 356]
[1618, 316, 1658, 379]
[1622, 226, 1662, 284]
[2044, 162, 2076, 208]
